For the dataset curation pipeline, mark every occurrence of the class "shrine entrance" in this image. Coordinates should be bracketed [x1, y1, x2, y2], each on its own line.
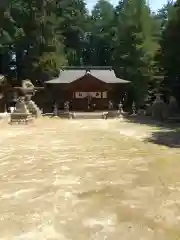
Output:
[72, 91, 108, 111]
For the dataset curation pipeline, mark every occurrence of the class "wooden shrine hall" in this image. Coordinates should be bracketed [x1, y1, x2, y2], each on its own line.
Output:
[45, 66, 130, 111]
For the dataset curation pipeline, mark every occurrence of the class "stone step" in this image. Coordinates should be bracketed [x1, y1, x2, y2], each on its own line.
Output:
[73, 113, 104, 119]
[44, 111, 121, 119]
[73, 111, 119, 119]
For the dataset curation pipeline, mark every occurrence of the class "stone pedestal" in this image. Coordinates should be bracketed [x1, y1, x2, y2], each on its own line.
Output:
[14, 97, 29, 114]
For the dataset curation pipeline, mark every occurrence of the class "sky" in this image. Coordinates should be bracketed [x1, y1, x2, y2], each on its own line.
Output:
[86, 0, 171, 12]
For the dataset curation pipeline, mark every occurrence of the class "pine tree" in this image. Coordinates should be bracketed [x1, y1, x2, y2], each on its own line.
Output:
[86, 0, 115, 66]
[114, 0, 158, 107]
[56, 0, 88, 65]
[7, 0, 66, 82]
[0, 6, 24, 76]
[160, 0, 180, 104]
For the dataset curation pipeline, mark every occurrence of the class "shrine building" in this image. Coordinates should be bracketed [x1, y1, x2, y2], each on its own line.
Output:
[45, 66, 130, 111]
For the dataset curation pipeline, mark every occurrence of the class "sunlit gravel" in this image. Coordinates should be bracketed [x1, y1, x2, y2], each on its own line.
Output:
[0, 118, 180, 240]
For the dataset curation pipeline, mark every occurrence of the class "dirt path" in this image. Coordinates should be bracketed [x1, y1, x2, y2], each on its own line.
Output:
[0, 118, 180, 240]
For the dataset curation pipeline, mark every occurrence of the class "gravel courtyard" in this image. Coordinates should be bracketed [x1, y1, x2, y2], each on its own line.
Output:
[0, 118, 180, 240]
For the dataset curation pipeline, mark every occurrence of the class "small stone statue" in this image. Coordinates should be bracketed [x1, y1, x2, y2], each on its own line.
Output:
[118, 101, 123, 114]
[108, 100, 113, 110]
[117, 101, 124, 119]
[9, 106, 15, 113]
[64, 101, 69, 112]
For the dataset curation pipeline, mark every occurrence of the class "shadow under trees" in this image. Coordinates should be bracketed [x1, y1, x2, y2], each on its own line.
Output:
[124, 115, 180, 148]
[145, 129, 180, 148]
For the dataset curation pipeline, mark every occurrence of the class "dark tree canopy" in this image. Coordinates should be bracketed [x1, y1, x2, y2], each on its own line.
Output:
[0, 0, 179, 105]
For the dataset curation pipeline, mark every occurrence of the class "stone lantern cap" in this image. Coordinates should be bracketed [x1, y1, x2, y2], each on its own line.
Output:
[14, 79, 44, 95]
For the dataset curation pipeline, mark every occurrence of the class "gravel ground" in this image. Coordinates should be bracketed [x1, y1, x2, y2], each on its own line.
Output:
[0, 118, 180, 240]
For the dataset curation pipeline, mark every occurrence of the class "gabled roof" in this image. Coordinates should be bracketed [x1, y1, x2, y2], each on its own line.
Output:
[90, 70, 129, 83]
[45, 68, 130, 84]
[47, 70, 86, 84]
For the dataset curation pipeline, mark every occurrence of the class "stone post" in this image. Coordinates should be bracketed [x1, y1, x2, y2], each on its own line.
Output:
[131, 101, 136, 116]
[54, 102, 58, 116]
[118, 101, 124, 119]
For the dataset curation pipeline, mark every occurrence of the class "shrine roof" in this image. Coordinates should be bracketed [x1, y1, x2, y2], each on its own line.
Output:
[45, 67, 130, 84]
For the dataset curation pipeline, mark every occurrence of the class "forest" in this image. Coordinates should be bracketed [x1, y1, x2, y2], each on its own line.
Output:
[0, 0, 180, 107]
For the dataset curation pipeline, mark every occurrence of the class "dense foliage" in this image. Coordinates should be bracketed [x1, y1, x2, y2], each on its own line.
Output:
[0, 0, 178, 105]
[159, 0, 180, 104]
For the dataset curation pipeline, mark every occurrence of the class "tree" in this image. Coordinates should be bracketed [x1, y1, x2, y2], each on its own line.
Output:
[56, 0, 88, 65]
[113, 0, 158, 107]
[156, 1, 174, 32]
[0, 5, 23, 76]
[160, 0, 180, 104]
[4, 0, 67, 82]
[85, 0, 115, 66]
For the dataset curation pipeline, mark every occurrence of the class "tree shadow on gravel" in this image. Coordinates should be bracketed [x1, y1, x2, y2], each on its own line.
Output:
[145, 129, 180, 148]
[124, 115, 173, 128]
[124, 115, 180, 148]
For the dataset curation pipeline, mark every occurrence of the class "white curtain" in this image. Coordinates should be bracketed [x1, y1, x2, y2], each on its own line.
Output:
[102, 92, 107, 99]
[75, 92, 103, 99]
[75, 92, 86, 98]
[89, 92, 101, 98]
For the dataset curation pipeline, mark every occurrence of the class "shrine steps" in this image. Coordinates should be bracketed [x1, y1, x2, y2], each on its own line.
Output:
[73, 111, 119, 119]
[73, 112, 104, 119]
[43, 111, 121, 119]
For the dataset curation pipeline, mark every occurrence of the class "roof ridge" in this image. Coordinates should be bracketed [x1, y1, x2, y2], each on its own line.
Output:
[60, 66, 113, 70]
[46, 69, 130, 84]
